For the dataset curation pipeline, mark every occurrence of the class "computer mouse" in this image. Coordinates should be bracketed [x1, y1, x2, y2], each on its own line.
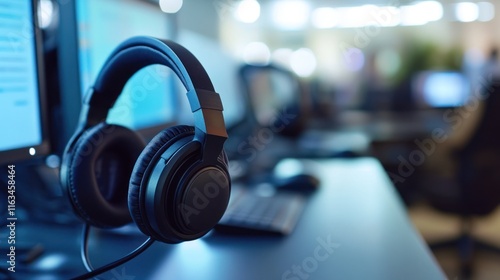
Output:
[271, 158, 321, 193]
[273, 173, 320, 193]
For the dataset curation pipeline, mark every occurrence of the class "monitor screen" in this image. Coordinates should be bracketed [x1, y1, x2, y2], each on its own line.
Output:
[412, 71, 470, 108]
[0, 0, 50, 164]
[240, 64, 299, 126]
[58, 0, 176, 146]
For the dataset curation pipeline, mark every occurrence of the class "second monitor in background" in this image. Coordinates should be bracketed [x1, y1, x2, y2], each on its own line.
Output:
[239, 64, 309, 138]
[412, 70, 471, 109]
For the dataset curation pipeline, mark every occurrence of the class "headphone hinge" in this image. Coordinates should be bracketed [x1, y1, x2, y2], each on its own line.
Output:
[187, 89, 223, 112]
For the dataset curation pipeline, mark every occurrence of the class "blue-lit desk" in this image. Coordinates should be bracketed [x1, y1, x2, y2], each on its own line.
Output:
[11, 158, 445, 280]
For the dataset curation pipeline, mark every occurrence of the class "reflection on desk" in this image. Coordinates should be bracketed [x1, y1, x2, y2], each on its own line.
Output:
[7, 158, 445, 280]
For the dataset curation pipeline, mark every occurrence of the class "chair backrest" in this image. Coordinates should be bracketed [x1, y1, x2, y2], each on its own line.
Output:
[462, 79, 500, 152]
[457, 78, 500, 215]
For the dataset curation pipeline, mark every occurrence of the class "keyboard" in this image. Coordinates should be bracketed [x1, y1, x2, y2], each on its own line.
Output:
[215, 185, 306, 235]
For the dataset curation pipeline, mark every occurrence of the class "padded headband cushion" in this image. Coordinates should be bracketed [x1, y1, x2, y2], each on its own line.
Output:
[68, 123, 145, 228]
[81, 36, 227, 153]
[87, 37, 214, 114]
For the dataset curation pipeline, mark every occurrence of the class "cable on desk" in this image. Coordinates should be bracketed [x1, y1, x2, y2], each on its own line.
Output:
[0, 267, 14, 279]
[71, 224, 155, 280]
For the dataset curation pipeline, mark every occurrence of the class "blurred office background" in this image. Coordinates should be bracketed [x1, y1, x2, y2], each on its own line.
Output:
[21, 0, 500, 278]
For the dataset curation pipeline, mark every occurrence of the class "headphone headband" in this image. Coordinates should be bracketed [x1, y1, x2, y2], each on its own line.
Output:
[80, 36, 227, 158]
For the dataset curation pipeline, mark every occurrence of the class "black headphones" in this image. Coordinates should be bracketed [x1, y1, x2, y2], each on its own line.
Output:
[60, 36, 231, 244]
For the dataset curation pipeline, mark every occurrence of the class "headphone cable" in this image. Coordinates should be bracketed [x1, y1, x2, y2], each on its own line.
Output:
[71, 224, 155, 280]
[0, 267, 14, 279]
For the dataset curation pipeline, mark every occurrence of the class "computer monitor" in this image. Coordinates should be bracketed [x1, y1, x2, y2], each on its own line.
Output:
[241, 64, 298, 125]
[239, 63, 306, 137]
[58, 0, 176, 149]
[0, 0, 51, 165]
[411, 71, 471, 109]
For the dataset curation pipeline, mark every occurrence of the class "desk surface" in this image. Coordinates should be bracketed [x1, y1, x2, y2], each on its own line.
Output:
[7, 158, 445, 280]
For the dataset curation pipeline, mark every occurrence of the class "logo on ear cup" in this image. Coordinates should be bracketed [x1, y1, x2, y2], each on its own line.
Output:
[178, 167, 230, 231]
[179, 165, 230, 226]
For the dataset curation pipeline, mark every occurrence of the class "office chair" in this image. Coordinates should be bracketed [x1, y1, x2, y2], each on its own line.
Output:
[422, 78, 500, 278]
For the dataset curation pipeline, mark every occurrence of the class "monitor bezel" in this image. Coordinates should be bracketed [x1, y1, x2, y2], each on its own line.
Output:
[0, 0, 51, 165]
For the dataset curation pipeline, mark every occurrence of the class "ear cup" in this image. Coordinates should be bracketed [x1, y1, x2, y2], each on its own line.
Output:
[128, 125, 229, 241]
[128, 125, 195, 235]
[66, 123, 145, 228]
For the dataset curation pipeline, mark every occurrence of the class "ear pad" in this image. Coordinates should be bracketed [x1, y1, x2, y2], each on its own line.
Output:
[128, 125, 228, 240]
[66, 123, 145, 228]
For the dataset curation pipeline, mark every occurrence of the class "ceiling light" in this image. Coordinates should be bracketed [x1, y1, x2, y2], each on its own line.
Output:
[159, 0, 183, 14]
[477, 2, 495, 22]
[290, 48, 317, 77]
[400, 1, 443, 26]
[271, 0, 311, 30]
[235, 0, 260, 23]
[312, 7, 339, 29]
[38, 0, 55, 29]
[242, 42, 271, 65]
[455, 2, 479, 22]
